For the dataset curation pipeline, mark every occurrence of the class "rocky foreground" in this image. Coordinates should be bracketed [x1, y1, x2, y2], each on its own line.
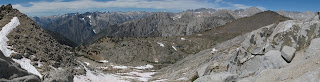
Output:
[151, 13, 320, 81]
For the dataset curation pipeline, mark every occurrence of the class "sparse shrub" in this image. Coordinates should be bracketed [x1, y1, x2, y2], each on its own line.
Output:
[190, 73, 199, 82]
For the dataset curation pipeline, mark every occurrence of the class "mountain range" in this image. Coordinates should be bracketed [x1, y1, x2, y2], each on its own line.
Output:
[32, 7, 262, 46]
[1, 4, 320, 82]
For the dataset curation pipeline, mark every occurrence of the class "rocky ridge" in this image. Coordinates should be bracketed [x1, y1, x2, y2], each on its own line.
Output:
[0, 4, 81, 82]
[150, 12, 320, 82]
[85, 7, 262, 45]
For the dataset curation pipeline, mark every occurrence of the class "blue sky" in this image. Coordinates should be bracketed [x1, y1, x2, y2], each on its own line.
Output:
[0, 0, 318, 16]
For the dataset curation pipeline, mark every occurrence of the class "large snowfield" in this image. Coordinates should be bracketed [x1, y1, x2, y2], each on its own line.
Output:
[0, 17, 42, 78]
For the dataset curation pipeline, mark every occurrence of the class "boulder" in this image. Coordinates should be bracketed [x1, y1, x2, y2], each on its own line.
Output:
[263, 50, 288, 69]
[11, 53, 23, 59]
[43, 69, 74, 82]
[281, 46, 296, 63]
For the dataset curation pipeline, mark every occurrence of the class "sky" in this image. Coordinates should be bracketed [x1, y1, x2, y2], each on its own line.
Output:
[0, 0, 318, 16]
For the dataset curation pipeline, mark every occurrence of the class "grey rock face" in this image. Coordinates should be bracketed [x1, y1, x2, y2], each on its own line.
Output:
[263, 50, 288, 69]
[43, 69, 74, 82]
[281, 46, 296, 63]
[150, 11, 320, 81]
[194, 72, 237, 82]
[305, 38, 320, 59]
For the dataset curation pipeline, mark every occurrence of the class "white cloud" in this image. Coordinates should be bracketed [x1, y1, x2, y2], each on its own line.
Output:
[12, 0, 266, 16]
[232, 4, 251, 9]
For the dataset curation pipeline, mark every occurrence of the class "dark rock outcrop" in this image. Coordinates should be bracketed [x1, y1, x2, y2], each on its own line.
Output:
[0, 51, 41, 82]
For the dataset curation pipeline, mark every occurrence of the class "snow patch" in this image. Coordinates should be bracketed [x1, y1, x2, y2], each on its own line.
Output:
[99, 60, 109, 63]
[134, 64, 154, 69]
[172, 15, 182, 20]
[93, 29, 97, 34]
[113, 65, 128, 69]
[211, 48, 218, 53]
[128, 72, 156, 81]
[0, 17, 42, 78]
[13, 58, 42, 78]
[84, 62, 90, 66]
[0, 17, 20, 57]
[157, 42, 165, 47]
[172, 46, 177, 51]
[80, 18, 85, 21]
[87, 15, 93, 25]
[97, 67, 109, 70]
[74, 61, 128, 82]
[37, 61, 42, 67]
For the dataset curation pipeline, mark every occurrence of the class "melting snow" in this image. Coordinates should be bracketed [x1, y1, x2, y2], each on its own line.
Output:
[80, 18, 85, 21]
[113, 66, 128, 69]
[13, 58, 42, 78]
[173, 15, 182, 20]
[134, 64, 154, 69]
[74, 62, 128, 82]
[172, 46, 177, 51]
[97, 67, 109, 70]
[126, 72, 156, 81]
[157, 42, 165, 47]
[84, 62, 90, 66]
[211, 48, 218, 53]
[99, 60, 109, 63]
[87, 15, 93, 25]
[93, 29, 97, 34]
[0, 17, 20, 57]
[0, 17, 42, 78]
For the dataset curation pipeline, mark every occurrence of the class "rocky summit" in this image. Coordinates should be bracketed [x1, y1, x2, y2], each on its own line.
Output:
[0, 2, 320, 82]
